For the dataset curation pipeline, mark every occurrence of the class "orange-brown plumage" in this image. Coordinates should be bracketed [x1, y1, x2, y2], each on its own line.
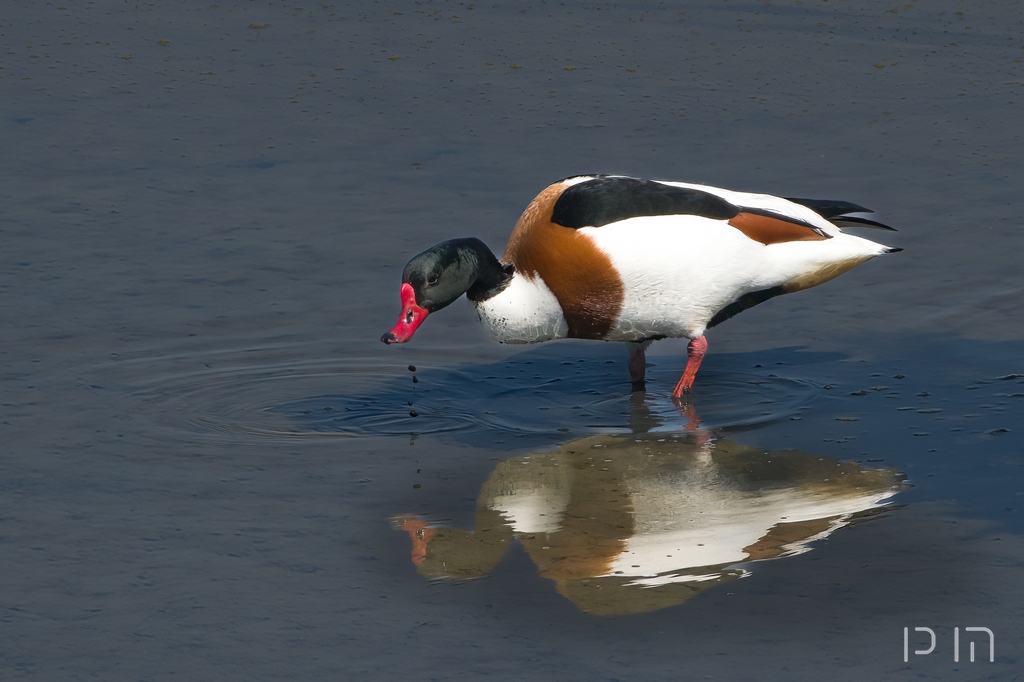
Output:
[503, 182, 624, 339]
[727, 211, 829, 245]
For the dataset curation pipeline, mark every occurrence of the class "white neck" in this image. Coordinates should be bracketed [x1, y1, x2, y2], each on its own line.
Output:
[468, 273, 568, 344]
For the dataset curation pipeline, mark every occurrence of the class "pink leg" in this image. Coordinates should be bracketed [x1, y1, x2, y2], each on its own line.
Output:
[627, 345, 647, 390]
[671, 335, 708, 398]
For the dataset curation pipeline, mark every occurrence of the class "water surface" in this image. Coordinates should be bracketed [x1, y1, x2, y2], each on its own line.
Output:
[3, 1, 1023, 680]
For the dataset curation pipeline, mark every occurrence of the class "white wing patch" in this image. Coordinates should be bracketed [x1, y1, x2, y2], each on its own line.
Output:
[651, 179, 841, 235]
[581, 215, 765, 340]
[582, 214, 890, 340]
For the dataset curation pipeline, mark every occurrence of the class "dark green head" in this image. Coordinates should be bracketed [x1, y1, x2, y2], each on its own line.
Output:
[382, 238, 512, 344]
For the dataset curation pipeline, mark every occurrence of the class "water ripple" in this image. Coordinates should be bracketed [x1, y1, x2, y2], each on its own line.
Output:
[109, 343, 824, 445]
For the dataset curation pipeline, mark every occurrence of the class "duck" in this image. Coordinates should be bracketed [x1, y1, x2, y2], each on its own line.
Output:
[381, 175, 899, 397]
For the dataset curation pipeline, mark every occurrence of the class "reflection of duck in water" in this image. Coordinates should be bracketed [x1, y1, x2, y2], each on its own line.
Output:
[383, 175, 898, 396]
[394, 435, 906, 615]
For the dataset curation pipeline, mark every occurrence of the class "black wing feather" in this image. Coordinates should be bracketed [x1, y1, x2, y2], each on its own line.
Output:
[785, 196, 896, 231]
[785, 197, 872, 218]
[827, 216, 897, 231]
[551, 176, 738, 228]
[551, 177, 887, 235]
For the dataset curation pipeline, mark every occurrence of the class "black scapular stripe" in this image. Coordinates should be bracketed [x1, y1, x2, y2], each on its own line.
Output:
[707, 286, 787, 329]
[784, 197, 871, 219]
[785, 198, 896, 231]
[551, 176, 739, 228]
[827, 215, 897, 231]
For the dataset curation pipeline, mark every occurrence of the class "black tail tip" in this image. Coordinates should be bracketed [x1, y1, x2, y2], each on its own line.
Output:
[885, 246, 903, 253]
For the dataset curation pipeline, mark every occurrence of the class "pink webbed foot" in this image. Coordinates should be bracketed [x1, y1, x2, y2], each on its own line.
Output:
[671, 336, 708, 398]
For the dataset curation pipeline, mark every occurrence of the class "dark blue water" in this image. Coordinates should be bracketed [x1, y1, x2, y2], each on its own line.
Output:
[3, 1, 1023, 680]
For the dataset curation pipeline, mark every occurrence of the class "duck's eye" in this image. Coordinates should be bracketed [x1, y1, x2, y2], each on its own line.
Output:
[427, 274, 439, 285]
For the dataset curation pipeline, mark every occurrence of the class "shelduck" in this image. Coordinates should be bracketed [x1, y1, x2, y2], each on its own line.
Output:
[382, 175, 899, 397]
